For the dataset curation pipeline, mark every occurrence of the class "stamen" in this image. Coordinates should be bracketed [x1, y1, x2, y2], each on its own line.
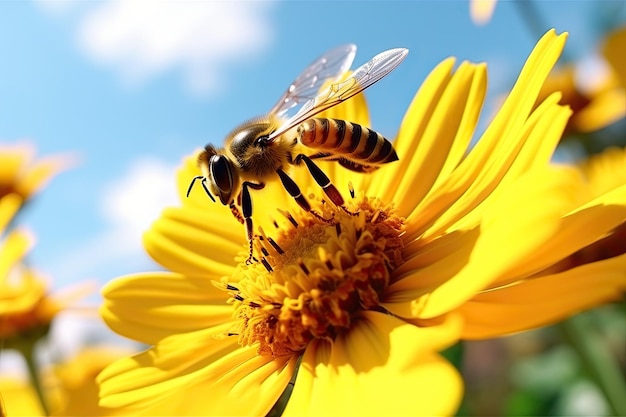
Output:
[248, 301, 261, 308]
[226, 284, 239, 291]
[267, 237, 284, 254]
[234, 294, 244, 302]
[261, 247, 270, 257]
[348, 181, 355, 198]
[261, 258, 274, 272]
[298, 260, 310, 275]
[325, 259, 334, 270]
[335, 222, 341, 236]
[278, 209, 299, 228]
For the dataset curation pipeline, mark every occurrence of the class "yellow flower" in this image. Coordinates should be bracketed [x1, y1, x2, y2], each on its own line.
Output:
[44, 347, 135, 416]
[0, 347, 131, 417]
[0, 231, 92, 348]
[98, 30, 625, 416]
[470, 0, 498, 25]
[0, 142, 75, 207]
[0, 376, 45, 417]
[536, 25, 626, 134]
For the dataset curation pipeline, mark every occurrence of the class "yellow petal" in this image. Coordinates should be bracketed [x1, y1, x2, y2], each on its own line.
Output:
[98, 325, 241, 409]
[433, 93, 571, 234]
[144, 207, 240, 277]
[99, 340, 295, 416]
[190, 351, 298, 416]
[403, 30, 569, 241]
[459, 253, 626, 339]
[0, 229, 34, 284]
[370, 58, 459, 207]
[0, 377, 45, 417]
[572, 88, 626, 132]
[16, 153, 77, 197]
[389, 61, 486, 218]
[383, 229, 479, 318]
[101, 272, 233, 344]
[284, 311, 462, 417]
[495, 185, 626, 282]
[416, 166, 580, 319]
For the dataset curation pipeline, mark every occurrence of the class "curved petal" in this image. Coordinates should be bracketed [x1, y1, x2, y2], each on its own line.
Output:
[415, 166, 581, 319]
[405, 31, 568, 241]
[144, 206, 241, 277]
[0, 229, 34, 283]
[284, 311, 462, 416]
[388, 61, 486, 218]
[459, 254, 626, 339]
[16, 153, 76, 197]
[98, 326, 241, 409]
[99, 338, 295, 416]
[383, 229, 478, 318]
[101, 272, 233, 344]
[494, 197, 626, 283]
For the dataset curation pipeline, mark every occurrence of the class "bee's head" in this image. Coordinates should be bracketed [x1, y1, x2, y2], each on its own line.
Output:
[197, 145, 240, 205]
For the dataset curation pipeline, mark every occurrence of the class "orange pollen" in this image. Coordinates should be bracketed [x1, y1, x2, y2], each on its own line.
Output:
[214, 196, 405, 358]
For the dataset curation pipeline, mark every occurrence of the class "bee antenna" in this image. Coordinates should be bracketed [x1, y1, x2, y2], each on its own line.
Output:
[187, 175, 216, 202]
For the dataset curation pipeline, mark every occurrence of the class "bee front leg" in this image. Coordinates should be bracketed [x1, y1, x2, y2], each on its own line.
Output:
[240, 181, 265, 264]
[293, 154, 357, 215]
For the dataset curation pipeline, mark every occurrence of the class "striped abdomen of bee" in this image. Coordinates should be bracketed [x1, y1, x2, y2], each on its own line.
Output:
[296, 118, 398, 172]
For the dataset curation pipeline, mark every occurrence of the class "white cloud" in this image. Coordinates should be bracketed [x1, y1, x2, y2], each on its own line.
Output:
[46, 157, 180, 287]
[100, 157, 179, 238]
[75, 0, 275, 94]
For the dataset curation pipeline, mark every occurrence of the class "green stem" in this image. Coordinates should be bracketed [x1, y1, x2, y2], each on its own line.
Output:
[559, 312, 626, 416]
[22, 343, 50, 417]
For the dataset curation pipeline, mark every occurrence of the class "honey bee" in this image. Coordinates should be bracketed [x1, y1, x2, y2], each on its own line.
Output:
[188, 44, 408, 263]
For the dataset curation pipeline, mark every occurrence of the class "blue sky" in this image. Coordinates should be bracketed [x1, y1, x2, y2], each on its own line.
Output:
[1, 0, 624, 298]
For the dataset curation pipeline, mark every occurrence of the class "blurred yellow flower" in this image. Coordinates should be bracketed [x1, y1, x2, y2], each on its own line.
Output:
[0, 230, 90, 348]
[0, 142, 74, 206]
[470, 0, 498, 25]
[536, 25, 626, 134]
[98, 30, 625, 416]
[45, 347, 134, 416]
[0, 376, 44, 417]
[0, 347, 132, 417]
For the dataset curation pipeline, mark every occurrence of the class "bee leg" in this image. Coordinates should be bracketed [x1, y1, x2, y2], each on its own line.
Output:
[229, 203, 244, 224]
[276, 168, 332, 223]
[241, 181, 265, 264]
[293, 154, 357, 216]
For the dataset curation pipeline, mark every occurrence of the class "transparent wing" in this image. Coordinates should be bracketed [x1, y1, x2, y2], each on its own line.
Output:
[269, 44, 357, 118]
[269, 47, 409, 140]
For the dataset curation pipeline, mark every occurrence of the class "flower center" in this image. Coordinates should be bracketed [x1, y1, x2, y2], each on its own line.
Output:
[214, 195, 405, 357]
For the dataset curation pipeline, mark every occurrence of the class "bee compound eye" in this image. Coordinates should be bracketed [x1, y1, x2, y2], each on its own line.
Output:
[210, 155, 233, 195]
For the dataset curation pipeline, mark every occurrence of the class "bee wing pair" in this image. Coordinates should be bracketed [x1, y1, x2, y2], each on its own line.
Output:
[268, 44, 409, 141]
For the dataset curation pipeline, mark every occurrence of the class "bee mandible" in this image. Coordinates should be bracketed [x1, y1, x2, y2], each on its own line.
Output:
[187, 44, 408, 263]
